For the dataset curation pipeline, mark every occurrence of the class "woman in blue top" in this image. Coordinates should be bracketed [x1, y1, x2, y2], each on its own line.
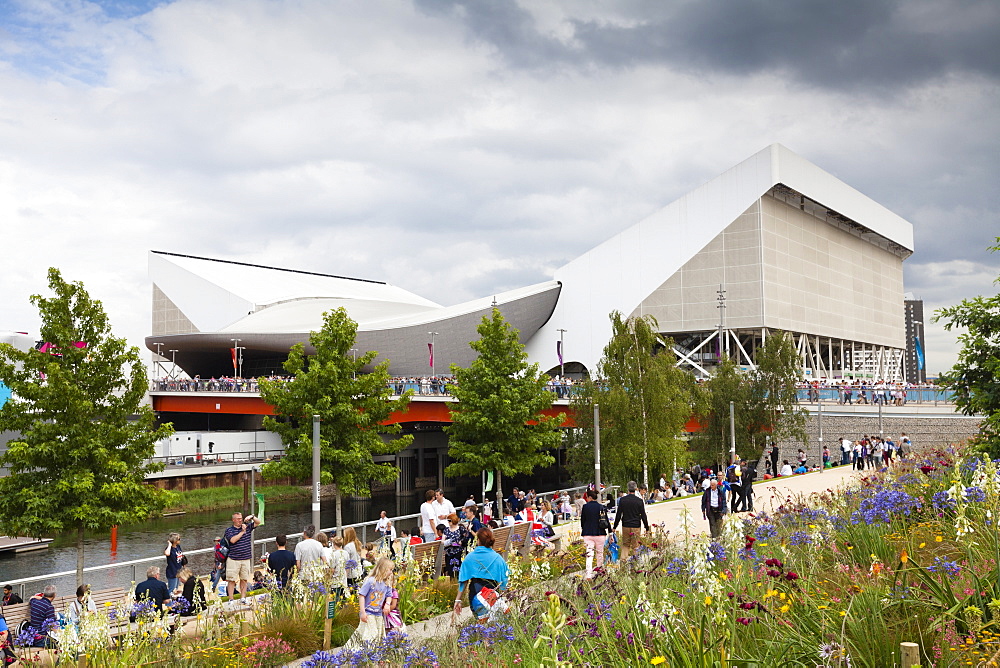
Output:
[453, 527, 510, 621]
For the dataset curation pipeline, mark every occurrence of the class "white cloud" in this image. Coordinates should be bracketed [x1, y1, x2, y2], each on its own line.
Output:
[0, 0, 996, 380]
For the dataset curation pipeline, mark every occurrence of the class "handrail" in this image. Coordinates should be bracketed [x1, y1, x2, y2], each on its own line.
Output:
[2, 482, 618, 599]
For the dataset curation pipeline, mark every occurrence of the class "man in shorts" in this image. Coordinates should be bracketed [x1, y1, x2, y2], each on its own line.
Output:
[223, 511, 261, 598]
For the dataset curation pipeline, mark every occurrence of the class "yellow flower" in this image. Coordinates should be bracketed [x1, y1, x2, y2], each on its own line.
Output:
[763, 589, 778, 599]
[936, 536, 943, 542]
[900, 549, 909, 564]
[919, 542, 926, 548]
[779, 592, 786, 600]
[839, 610, 847, 616]
[651, 658, 666, 665]
[704, 595, 713, 606]
[779, 604, 790, 613]
[817, 605, 828, 609]
[719, 572, 729, 581]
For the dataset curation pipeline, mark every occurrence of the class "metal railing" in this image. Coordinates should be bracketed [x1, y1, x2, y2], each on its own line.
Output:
[147, 450, 285, 467]
[794, 387, 954, 405]
[1, 483, 617, 600]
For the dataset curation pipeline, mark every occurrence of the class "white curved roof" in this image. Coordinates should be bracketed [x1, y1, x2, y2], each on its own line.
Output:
[525, 143, 915, 373]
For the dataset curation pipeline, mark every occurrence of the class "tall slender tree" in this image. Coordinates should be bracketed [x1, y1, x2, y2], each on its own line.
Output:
[690, 333, 806, 466]
[259, 307, 411, 533]
[568, 311, 701, 488]
[934, 237, 1000, 456]
[0, 268, 173, 586]
[445, 308, 561, 504]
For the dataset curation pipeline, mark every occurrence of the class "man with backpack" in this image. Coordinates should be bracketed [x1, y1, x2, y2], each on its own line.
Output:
[726, 460, 743, 513]
[579, 488, 609, 579]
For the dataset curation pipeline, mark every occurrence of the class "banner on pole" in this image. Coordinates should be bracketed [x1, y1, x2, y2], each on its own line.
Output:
[556, 340, 563, 367]
[230, 348, 238, 372]
[254, 492, 265, 524]
[915, 335, 925, 370]
[485, 470, 494, 492]
[428, 342, 434, 369]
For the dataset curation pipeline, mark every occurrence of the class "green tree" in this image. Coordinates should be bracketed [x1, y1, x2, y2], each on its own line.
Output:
[934, 237, 1000, 456]
[258, 307, 412, 533]
[445, 308, 560, 505]
[690, 333, 807, 466]
[567, 312, 702, 488]
[0, 268, 173, 585]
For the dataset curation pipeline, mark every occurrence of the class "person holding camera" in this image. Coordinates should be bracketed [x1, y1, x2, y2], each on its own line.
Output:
[223, 512, 261, 598]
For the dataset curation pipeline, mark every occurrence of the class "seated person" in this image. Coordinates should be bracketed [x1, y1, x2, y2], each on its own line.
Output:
[779, 460, 794, 477]
[177, 568, 207, 616]
[133, 566, 171, 618]
[27, 585, 57, 648]
[794, 464, 808, 474]
[247, 571, 266, 592]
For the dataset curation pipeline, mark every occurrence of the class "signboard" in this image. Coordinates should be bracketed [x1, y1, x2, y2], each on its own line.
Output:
[327, 600, 337, 619]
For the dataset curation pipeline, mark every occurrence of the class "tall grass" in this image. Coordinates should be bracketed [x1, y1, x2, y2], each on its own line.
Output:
[163, 485, 310, 513]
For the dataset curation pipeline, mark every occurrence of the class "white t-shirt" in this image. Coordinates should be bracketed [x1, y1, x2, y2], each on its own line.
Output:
[779, 464, 793, 477]
[432, 497, 456, 522]
[420, 501, 436, 535]
[294, 537, 325, 565]
[376, 517, 391, 533]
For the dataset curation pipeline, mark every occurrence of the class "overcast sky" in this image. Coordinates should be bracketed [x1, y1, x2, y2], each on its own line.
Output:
[1, 0, 997, 377]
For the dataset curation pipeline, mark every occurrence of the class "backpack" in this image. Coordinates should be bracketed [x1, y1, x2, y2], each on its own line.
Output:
[215, 539, 229, 562]
[726, 465, 741, 483]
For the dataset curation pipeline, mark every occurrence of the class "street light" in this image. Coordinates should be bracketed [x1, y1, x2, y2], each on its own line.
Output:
[428, 332, 438, 376]
[349, 348, 358, 378]
[231, 339, 244, 378]
[717, 285, 727, 360]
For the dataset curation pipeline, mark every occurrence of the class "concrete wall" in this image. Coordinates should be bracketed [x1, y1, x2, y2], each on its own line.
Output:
[765, 409, 981, 471]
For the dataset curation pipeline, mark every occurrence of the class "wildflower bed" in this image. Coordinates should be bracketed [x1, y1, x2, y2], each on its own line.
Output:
[18, 445, 1000, 666]
[308, 444, 1000, 667]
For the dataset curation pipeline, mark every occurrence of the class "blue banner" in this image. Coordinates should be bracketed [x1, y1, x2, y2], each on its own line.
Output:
[0, 382, 10, 408]
[915, 335, 925, 370]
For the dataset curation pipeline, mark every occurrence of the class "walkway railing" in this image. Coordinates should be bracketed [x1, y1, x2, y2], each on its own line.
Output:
[147, 450, 285, 468]
[150, 377, 954, 405]
[1, 483, 617, 599]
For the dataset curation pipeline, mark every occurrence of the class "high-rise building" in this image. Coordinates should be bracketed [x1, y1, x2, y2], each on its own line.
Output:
[903, 296, 927, 383]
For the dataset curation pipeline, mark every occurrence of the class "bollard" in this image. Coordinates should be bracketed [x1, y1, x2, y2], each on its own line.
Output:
[900, 641, 919, 667]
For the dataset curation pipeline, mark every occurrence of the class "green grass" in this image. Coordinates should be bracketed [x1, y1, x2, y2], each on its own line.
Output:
[163, 485, 311, 513]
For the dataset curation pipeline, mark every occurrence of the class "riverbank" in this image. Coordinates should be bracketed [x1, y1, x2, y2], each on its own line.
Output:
[162, 484, 311, 514]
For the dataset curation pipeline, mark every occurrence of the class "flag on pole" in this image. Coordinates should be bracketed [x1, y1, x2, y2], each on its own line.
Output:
[230, 348, 238, 372]
[428, 342, 434, 369]
[254, 492, 266, 524]
[556, 340, 563, 367]
[915, 336, 925, 370]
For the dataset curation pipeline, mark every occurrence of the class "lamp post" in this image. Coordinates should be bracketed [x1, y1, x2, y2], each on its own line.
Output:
[349, 348, 358, 378]
[594, 402, 601, 502]
[168, 349, 179, 379]
[428, 332, 438, 376]
[557, 328, 567, 378]
[152, 342, 165, 380]
[230, 339, 244, 378]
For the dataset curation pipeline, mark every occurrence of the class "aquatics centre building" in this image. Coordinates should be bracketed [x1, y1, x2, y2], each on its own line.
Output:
[147, 143, 914, 387]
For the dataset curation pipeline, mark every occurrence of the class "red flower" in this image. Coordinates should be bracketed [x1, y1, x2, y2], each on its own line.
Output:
[785, 572, 799, 581]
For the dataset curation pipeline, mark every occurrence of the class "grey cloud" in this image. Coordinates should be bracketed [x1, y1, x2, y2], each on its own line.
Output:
[420, 0, 1000, 89]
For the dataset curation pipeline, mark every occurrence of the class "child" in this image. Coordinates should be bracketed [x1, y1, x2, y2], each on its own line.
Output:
[409, 526, 423, 545]
[362, 542, 376, 576]
[345, 557, 394, 648]
[329, 536, 348, 602]
[383, 584, 404, 633]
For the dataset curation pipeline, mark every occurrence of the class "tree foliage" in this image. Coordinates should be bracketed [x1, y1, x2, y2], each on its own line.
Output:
[259, 307, 412, 531]
[567, 312, 701, 488]
[0, 268, 172, 585]
[690, 333, 807, 466]
[445, 308, 560, 503]
[934, 237, 1000, 456]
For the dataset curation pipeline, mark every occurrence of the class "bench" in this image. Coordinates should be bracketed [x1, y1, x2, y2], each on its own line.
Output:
[489, 525, 512, 555]
[410, 541, 443, 578]
[509, 522, 532, 557]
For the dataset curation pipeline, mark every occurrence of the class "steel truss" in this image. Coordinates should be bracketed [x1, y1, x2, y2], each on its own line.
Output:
[668, 328, 904, 382]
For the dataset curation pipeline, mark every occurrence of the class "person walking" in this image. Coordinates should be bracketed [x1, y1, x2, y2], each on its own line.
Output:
[345, 557, 395, 648]
[739, 461, 755, 512]
[454, 528, 510, 621]
[612, 481, 650, 561]
[295, 525, 325, 572]
[701, 478, 728, 538]
[579, 488, 608, 579]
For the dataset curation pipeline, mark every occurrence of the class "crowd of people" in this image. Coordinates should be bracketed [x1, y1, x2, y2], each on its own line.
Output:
[796, 379, 943, 405]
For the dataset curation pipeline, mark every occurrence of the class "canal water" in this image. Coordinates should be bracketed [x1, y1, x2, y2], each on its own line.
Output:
[0, 487, 479, 597]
